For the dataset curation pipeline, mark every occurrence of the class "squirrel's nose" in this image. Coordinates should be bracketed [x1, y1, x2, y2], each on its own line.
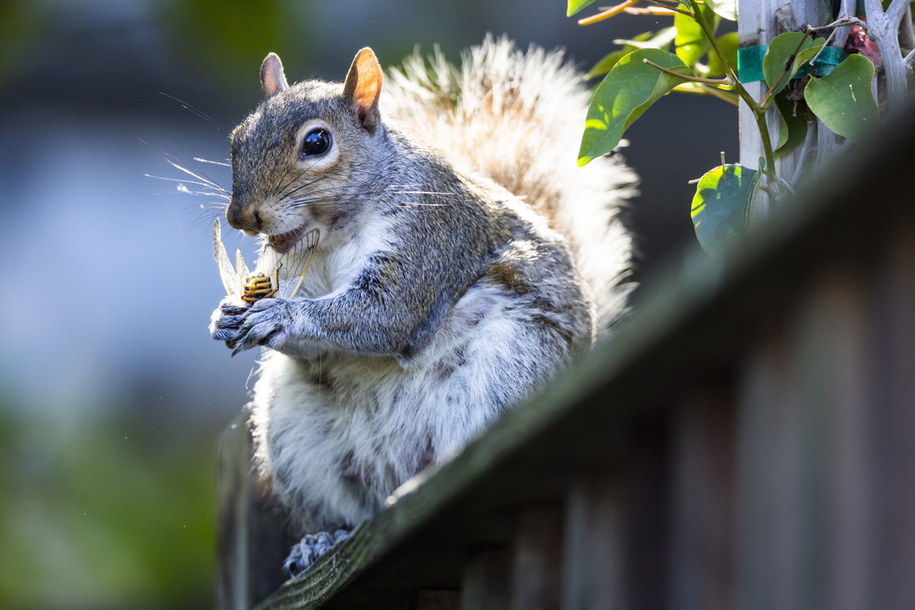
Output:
[226, 201, 262, 233]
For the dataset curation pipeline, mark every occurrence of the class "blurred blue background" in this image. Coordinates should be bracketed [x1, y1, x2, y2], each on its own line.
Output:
[0, 0, 735, 606]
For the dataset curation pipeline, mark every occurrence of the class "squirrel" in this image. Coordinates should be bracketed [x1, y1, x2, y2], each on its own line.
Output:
[209, 36, 635, 576]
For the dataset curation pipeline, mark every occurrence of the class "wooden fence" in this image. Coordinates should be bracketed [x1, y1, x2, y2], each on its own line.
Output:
[218, 104, 915, 609]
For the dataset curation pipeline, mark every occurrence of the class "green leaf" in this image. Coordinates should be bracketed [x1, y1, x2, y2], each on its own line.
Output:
[579, 49, 694, 166]
[586, 50, 630, 80]
[586, 32, 653, 79]
[567, 0, 599, 17]
[707, 32, 738, 77]
[690, 164, 761, 255]
[587, 28, 678, 79]
[805, 54, 878, 142]
[763, 33, 826, 94]
[774, 94, 812, 158]
[706, 0, 737, 20]
[614, 27, 677, 51]
[675, 3, 717, 66]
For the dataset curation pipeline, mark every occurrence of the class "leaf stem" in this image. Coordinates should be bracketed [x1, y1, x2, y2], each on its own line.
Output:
[751, 109, 778, 192]
[700, 85, 740, 105]
[686, 1, 745, 98]
[642, 58, 730, 84]
[624, 7, 679, 16]
[578, 0, 641, 25]
[686, 0, 778, 185]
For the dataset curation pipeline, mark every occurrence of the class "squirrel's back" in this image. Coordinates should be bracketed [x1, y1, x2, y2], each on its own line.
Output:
[384, 35, 637, 332]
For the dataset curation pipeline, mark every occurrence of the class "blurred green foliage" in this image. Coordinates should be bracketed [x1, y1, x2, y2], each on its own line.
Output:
[160, 0, 297, 85]
[0, 407, 217, 608]
[0, 2, 48, 82]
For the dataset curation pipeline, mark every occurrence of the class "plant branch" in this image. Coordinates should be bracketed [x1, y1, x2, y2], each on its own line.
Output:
[905, 47, 915, 66]
[863, 0, 910, 110]
[759, 28, 814, 110]
[807, 15, 868, 36]
[686, 0, 777, 184]
[686, 1, 751, 101]
[644, 0, 692, 16]
[832, 0, 858, 48]
[578, 0, 641, 25]
[700, 85, 740, 105]
[625, 6, 679, 15]
[642, 58, 731, 84]
[900, 7, 914, 55]
[751, 110, 778, 189]
[888, 0, 913, 27]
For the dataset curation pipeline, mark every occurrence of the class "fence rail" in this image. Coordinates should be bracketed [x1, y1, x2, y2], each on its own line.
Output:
[219, 103, 915, 609]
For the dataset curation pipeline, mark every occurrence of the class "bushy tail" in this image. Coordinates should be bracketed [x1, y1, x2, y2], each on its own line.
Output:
[384, 35, 636, 334]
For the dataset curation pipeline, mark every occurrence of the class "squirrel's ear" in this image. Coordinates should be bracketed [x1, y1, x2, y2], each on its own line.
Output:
[342, 48, 383, 133]
[260, 52, 289, 97]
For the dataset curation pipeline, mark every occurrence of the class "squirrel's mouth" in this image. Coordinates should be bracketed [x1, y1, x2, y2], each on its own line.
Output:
[268, 226, 309, 254]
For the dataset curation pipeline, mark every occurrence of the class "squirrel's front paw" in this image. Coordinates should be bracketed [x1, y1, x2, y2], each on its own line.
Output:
[284, 529, 350, 577]
[227, 297, 294, 355]
[209, 300, 249, 345]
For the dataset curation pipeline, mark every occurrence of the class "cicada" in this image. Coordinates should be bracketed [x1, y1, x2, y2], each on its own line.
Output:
[212, 219, 319, 303]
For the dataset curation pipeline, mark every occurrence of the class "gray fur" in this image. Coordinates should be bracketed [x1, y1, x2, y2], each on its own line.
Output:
[210, 37, 635, 571]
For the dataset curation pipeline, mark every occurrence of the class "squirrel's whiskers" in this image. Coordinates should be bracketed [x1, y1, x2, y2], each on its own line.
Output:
[149, 156, 232, 230]
[164, 158, 230, 202]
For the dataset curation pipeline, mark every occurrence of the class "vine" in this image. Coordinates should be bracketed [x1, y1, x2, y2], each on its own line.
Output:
[568, 0, 912, 255]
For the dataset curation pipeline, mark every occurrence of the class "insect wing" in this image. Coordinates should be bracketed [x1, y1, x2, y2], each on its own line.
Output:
[280, 229, 320, 299]
[253, 242, 282, 278]
[235, 248, 250, 282]
[213, 219, 240, 297]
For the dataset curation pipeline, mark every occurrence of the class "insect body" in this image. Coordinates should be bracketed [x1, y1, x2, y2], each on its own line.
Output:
[212, 219, 319, 304]
[242, 271, 280, 302]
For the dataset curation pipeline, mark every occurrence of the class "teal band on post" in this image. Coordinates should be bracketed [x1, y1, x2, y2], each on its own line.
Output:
[737, 45, 767, 83]
[812, 46, 848, 77]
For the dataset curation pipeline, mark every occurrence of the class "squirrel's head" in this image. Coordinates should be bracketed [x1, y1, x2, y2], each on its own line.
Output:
[227, 48, 385, 253]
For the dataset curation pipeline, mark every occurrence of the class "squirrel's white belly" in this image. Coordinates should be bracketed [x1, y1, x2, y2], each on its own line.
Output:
[249, 280, 554, 530]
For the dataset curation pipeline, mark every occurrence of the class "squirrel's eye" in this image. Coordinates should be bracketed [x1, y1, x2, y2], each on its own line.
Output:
[300, 128, 332, 158]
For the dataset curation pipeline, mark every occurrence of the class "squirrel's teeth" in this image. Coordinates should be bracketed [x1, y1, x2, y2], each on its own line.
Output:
[269, 226, 306, 254]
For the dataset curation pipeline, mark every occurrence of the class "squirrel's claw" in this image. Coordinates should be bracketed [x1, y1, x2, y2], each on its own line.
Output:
[209, 299, 252, 349]
[227, 297, 292, 355]
[284, 529, 350, 577]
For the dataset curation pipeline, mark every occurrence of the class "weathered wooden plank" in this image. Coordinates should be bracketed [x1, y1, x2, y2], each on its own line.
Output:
[624, 416, 671, 610]
[669, 386, 736, 610]
[219, 414, 294, 610]
[736, 263, 877, 610]
[735, 322, 796, 610]
[869, 211, 915, 609]
[413, 590, 459, 610]
[219, 415, 249, 610]
[460, 550, 511, 610]
[562, 477, 625, 610]
[815, 269, 874, 610]
[510, 506, 563, 610]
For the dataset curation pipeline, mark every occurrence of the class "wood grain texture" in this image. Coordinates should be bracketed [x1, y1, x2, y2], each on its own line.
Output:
[413, 590, 460, 610]
[460, 551, 511, 610]
[562, 478, 625, 610]
[219, 414, 294, 610]
[670, 387, 736, 610]
[510, 506, 563, 610]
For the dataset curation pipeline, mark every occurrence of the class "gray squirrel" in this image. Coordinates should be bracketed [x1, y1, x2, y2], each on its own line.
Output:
[210, 36, 635, 576]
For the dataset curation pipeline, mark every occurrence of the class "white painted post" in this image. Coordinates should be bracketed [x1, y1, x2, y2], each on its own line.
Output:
[738, 0, 841, 213]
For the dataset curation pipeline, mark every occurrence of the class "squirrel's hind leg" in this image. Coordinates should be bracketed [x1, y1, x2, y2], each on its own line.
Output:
[283, 528, 351, 577]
